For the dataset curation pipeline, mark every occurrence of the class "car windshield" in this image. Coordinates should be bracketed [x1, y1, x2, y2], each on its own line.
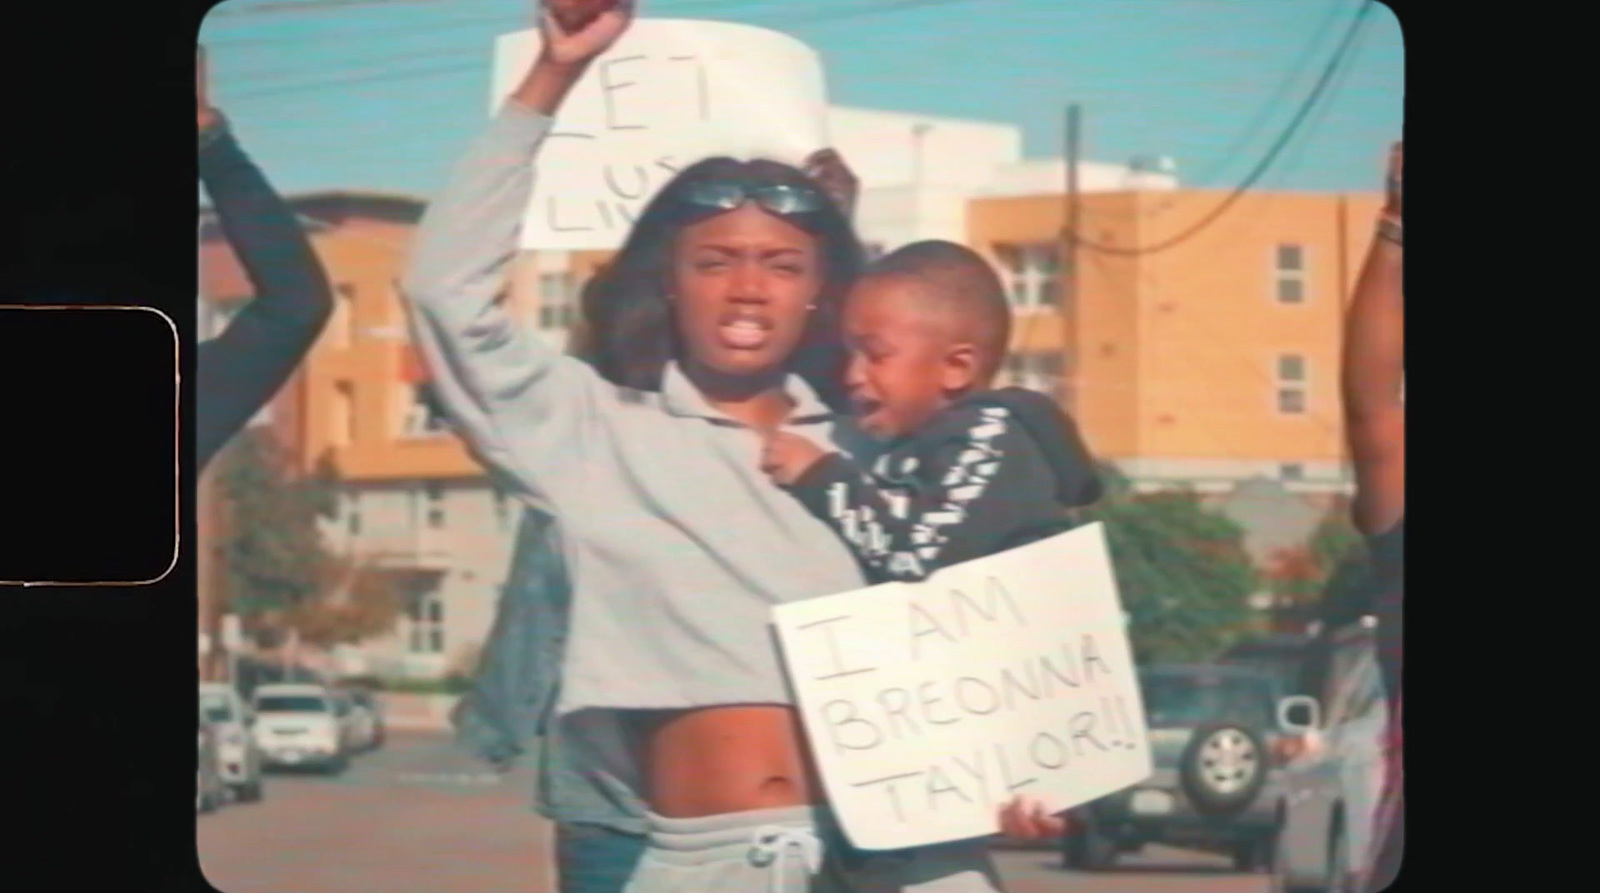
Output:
[255, 695, 330, 714]
[1141, 672, 1274, 729]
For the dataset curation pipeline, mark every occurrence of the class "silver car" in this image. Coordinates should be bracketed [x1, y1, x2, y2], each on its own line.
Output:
[1269, 617, 1388, 893]
[196, 702, 227, 814]
[346, 689, 385, 750]
[1063, 664, 1316, 873]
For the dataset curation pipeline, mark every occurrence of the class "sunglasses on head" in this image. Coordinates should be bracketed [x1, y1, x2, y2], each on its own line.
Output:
[679, 180, 830, 216]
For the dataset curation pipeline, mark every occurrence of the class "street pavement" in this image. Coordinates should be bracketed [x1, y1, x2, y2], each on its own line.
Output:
[198, 731, 1271, 893]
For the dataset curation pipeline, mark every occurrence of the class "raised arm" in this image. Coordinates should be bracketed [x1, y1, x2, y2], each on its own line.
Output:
[195, 46, 333, 470]
[399, 3, 634, 506]
[1342, 143, 1404, 535]
[783, 403, 1061, 581]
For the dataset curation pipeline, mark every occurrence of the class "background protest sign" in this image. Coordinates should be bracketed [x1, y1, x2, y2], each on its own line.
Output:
[491, 19, 830, 251]
[772, 523, 1153, 851]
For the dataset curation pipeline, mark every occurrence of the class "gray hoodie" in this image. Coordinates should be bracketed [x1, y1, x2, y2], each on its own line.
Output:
[401, 99, 871, 723]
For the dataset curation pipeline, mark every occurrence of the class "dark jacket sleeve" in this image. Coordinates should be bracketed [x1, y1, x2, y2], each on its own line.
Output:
[197, 122, 333, 470]
[786, 402, 1062, 581]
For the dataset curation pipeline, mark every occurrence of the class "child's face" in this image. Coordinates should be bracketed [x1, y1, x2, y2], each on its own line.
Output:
[841, 276, 976, 440]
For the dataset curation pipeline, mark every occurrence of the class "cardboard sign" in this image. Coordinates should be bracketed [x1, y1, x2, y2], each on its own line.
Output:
[491, 20, 830, 250]
[772, 524, 1153, 850]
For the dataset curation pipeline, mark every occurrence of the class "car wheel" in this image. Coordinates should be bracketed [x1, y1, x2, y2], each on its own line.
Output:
[1063, 818, 1118, 871]
[1178, 722, 1269, 817]
[325, 755, 348, 776]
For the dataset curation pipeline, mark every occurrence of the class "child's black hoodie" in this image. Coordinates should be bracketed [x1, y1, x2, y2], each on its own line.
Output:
[785, 387, 1104, 583]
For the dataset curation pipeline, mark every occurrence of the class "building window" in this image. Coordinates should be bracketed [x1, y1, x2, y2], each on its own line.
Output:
[400, 383, 450, 438]
[332, 382, 356, 447]
[995, 243, 1062, 309]
[494, 487, 511, 532]
[330, 283, 356, 347]
[1276, 353, 1307, 415]
[1003, 351, 1066, 398]
[406, 584, 444, 655]
[1275, 244, 1306, 304]
[423, 481, 445, 530]
[538, 272, 578, 331]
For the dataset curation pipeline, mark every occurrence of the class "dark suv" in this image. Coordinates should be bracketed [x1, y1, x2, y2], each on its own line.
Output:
[1064, 664, 1314, 873]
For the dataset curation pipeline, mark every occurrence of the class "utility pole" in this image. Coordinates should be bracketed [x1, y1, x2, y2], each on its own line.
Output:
[911, 122, 932, 189]
[1061, 103, 1082, 410]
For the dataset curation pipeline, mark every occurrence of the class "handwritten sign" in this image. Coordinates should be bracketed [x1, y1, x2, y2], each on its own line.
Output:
[491, 20, 830, 250]
[772, 523, 1153, 851]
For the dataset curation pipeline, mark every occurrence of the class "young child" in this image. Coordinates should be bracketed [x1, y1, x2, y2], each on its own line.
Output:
[760, 238, 1104, 842]
[761, 239, 1102, 583]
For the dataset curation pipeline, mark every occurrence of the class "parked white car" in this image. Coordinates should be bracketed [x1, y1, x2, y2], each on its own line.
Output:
[200, 682, 264, 801]
[250, 684, 348, 774]
[1270, 616, 1389, 893]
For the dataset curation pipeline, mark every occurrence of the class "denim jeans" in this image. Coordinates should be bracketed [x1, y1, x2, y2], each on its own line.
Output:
[556, 822, 648, 893]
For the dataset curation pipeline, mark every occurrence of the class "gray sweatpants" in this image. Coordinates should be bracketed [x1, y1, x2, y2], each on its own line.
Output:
[619, 805, 1007, 893]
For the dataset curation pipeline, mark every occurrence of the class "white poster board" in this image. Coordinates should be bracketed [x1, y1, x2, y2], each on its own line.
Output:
[491, 20, 830, 251]
[772, 523, 1153, 851]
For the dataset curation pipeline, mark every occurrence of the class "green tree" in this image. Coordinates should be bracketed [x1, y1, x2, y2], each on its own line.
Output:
[1083, 467, 1259, 665]
[215, 432, 401, 648]
[1264, 510, 1372, 630]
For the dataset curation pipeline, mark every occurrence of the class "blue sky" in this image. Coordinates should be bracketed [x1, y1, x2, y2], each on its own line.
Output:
[199, 0, 1404, 199]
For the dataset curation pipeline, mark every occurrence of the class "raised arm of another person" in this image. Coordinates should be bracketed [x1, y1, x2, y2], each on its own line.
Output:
[398, 3, 633, 508]
[196, 46, 333, 470]
[1342, 142, 1404, 535]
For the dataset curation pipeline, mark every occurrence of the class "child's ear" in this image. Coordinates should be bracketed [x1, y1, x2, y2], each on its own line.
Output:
[942, 343, 981, 393]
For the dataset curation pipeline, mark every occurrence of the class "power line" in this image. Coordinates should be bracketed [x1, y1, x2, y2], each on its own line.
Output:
[1072, 0, 1377, 258]
[203, 0, 778, 52]
[1138, 0, 1353, 219]
[222, 0, 977, 102]
[210, 0, 506, 18]
[782, 0, 976, 27]
[229, 58, 483, 101]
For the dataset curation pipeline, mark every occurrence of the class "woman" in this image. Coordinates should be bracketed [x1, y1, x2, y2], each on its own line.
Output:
[1343, 142, 1403, 893]
[454, 158, 865, 893]
[196, 45, 334, 471]
[404, 4, 1009, 890]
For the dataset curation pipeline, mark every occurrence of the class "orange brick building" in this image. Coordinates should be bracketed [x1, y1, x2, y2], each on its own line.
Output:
[198, 185, 1381, 678]
[971, 189, 1384, 499]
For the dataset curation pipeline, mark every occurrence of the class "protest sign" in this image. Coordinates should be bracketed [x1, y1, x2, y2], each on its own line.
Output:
[491, 20, 830, 251]
[772, 523, 1153, 851]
